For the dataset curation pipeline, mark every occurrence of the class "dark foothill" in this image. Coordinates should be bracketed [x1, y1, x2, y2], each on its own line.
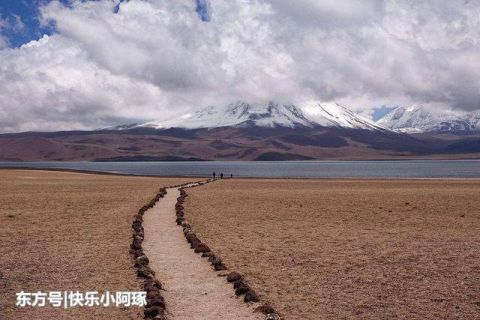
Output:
[226, 272, 242, 282]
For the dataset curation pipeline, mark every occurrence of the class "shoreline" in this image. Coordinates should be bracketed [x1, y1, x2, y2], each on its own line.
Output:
[1, 167, 480, 181]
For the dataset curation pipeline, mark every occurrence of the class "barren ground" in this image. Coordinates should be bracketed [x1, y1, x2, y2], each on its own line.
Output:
[0, 169, 191, 320]
[143, 187, 262, 320]
[185, 178, 480, 319]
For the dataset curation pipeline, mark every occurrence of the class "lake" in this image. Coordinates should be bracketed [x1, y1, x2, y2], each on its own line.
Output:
[1, 160, 480, 178]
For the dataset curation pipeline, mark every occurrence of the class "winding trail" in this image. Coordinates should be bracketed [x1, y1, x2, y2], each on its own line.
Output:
[142, 186, 262, 320]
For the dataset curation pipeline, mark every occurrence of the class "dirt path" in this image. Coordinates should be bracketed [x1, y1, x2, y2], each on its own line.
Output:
[142, 187, 262, 320]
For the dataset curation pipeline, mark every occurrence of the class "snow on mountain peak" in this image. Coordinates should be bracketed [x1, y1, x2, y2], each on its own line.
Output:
[136, 101, 384, 131]
[302, 102, 384, 130]
[376, 105, 480, 133]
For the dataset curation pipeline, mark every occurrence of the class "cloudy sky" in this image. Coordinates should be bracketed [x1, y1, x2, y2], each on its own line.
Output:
[0, 0, 479, 133]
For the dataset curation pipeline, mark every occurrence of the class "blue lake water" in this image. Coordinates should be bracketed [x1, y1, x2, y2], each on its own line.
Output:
[1, 160, 480, 178]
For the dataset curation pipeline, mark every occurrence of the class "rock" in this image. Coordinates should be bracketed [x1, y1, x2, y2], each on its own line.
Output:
[210, 257, 227, 270]
[144, 306, 161, 318]
[267, 313, 281, 320]
[194, 243, 210, 253]
[146, 291, 164, 303]
[135, 255, 149, 266]
[185, 232, 197, 243]
[233, 280, 244, 289]
[130, 248, 144, 258]
[202, 252, 215, 258]
[190, 239, 201, 249]
[235, 283, 249, 296]
[138, 266, 155, 278]
[226, 272, 242, 282]
[254, 305, 276, 314]
[176, 217, 185, 225]
[131, 238, 142, 250]
[214, 263, 227, 271]
[132, 220, 142, 230]
[244, 290, 259, 302]
[144, 279, 162, 291]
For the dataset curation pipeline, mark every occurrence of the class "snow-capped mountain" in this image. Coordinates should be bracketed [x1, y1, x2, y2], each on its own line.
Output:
[377, 105, 480, 133]
[135, 101, 384, 131]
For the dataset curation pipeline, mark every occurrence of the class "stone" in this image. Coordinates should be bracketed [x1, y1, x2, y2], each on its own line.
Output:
[144, 306, 161, 318]
[185, 232, 197, 242]
[233, 280, 244, 289]
[235, 284, 249, 296]
[214, 262, 227, 271]
[244, 290, 259, 302]
[226, 272, 242, 282]
[255, 305, 276, 314]
[190, 239, 201, 249]
[135, 255, 149, 266]
[176, 217, 185, 225]
[202, 252, 215, 258]
[131, 238, 142, 250]
[194, 243, 210, 253]
[266, 313, 281, 320]
[138, 266, 155, 278]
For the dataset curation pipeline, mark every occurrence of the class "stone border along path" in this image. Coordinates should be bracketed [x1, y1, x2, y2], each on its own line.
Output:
[132, 179, 281, 320]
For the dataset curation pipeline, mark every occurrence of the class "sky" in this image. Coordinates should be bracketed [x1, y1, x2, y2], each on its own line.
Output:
[0, 0, 480, 133]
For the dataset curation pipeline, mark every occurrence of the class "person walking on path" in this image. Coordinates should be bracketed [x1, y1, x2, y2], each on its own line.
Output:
[213, 171, 216, 180]
[230, 173, 233, 179]
[220, 172, 224, 179]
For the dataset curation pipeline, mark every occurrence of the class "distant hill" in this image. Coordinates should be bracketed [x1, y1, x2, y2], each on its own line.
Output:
[1, 102, 480, 161]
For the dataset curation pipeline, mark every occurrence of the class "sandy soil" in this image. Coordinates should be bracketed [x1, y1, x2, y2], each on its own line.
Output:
[185, 178, 480, 319]
[143, 187, 263, 320]
[0, 170, 191, 320]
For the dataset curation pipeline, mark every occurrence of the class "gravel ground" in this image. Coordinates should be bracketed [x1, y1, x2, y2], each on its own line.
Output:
[0, 169, 191, 320]
[185, 178, 480, 320]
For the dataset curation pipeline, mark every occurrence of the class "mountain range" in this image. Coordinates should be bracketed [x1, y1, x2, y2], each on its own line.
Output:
[114, 101, 384, 131]
[376, 105, 480, 133]
[1, 101, 480, 161]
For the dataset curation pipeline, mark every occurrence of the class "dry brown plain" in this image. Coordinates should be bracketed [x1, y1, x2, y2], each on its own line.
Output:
[0, 169, 191, 320]
[185, 179, 480, 320]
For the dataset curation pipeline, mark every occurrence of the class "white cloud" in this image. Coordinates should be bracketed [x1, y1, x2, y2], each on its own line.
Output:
[0, 0, 479, 132]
